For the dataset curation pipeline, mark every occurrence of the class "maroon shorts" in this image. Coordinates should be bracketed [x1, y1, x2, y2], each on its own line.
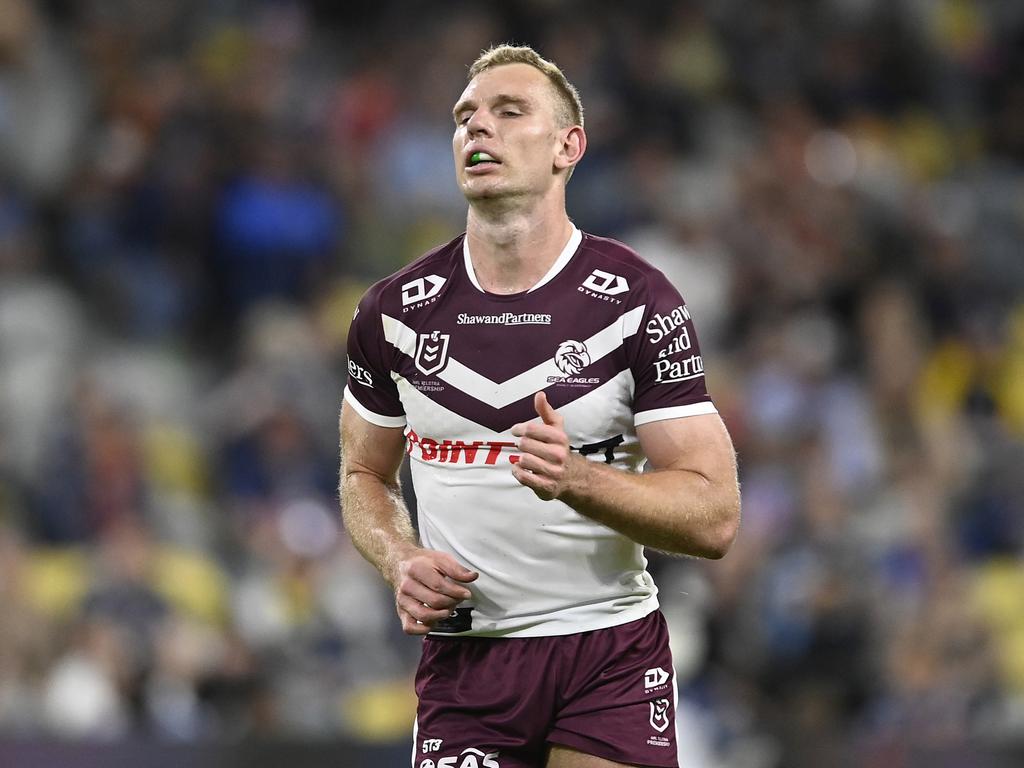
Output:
[413, 610, 678, 768]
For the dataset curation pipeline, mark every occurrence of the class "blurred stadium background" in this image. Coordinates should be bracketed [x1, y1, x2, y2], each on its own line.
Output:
[0, 0, 1022, 766]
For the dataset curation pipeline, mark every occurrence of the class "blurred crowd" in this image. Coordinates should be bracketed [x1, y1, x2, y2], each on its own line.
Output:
[0, 0, 1022, 765]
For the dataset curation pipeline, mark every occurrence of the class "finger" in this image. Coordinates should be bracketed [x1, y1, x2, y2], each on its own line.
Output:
[516, 436, 566, 464]
[435, 555, 480, 585]
[511, 465, 556, 500]
[406, 569, 476, 602]
[515, 421, 566, 444]
[397, 601, 436, 635]
[515, 452, 561, 478]
[400, 580, 460, 610]
[397, 593, 454, 624]
[534, 391, 561, 427]
[404, 555, 478, 597]
[404, 568, 474, 602]
[400, 613, 432, 635]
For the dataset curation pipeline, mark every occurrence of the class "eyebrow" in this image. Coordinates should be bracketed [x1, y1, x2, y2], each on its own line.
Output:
[452, 94, 532, 120]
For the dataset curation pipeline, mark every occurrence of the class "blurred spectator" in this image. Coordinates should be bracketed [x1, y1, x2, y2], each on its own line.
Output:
[214, 128, 342, 315]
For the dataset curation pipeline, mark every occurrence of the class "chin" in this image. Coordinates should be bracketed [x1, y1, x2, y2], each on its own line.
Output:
[462, 181, 506, 200]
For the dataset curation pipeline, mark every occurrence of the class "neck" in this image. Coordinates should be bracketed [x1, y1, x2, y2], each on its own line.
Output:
[465, 195, 573, 295]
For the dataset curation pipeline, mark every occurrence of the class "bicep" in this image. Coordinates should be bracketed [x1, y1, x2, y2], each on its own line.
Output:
[636, 413, 736, 480]
[340, 400, 407, 483]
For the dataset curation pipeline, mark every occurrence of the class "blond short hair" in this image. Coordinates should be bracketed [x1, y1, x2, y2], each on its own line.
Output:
[468, 44, 584, 129]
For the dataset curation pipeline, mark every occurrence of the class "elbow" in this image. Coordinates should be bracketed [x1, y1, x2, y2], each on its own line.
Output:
[700, 497, 741, 560]
[703, 519, 739, 559]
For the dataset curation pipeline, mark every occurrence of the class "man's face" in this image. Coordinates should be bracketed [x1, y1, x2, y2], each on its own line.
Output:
[452, 63, 566, 202]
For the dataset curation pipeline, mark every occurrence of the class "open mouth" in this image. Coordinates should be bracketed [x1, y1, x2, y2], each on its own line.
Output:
[467, 151, 501, 169]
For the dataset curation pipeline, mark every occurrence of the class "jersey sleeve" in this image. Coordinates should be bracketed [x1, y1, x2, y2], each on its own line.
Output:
[343, 292, 406, 428]
[628, 271, 717, 427]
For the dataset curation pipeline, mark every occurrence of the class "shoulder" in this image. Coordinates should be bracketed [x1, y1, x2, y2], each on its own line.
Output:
[358, 233, 465, 316]
[577, 231, 677, 300]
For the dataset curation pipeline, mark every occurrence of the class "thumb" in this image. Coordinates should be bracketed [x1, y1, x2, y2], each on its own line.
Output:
[534, 391, 560, 427]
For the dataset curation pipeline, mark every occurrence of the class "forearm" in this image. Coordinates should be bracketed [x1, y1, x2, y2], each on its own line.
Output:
[340, 470, 418, 586]
[559, 456, 740, 558]
[339, 404, 479, 635]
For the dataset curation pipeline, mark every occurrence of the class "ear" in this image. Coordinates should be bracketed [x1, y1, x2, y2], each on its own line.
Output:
[554, 125, 587, 173]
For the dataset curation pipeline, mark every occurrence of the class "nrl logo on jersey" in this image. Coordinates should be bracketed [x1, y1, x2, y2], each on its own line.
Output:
[415, 330, 451, 375]
[401, 275, 446, 312]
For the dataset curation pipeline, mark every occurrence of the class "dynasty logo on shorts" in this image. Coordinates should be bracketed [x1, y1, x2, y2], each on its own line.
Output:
[643, 667, 670, 690]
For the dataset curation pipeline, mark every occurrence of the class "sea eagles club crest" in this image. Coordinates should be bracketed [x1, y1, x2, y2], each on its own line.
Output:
[554, 340, 591, 375]
[415, 331, 451, 375]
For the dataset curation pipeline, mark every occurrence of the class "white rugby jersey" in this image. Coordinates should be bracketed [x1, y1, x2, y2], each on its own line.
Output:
[344, 226, 717, 637]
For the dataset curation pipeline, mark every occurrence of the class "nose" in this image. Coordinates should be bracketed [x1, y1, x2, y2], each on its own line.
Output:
[466, 109, 493, 137]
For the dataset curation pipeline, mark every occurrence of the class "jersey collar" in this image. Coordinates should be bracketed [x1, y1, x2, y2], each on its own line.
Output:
[463, 225, 582, 295]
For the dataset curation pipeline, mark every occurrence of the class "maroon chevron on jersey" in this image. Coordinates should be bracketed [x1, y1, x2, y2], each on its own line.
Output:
[344, 227, 717, 637]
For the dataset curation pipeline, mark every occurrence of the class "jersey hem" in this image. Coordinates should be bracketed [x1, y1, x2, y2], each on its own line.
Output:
[343, 387, 407, 428]
[428, 597, 659, 639]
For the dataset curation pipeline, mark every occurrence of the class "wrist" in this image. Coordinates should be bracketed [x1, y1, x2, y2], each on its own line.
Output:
[557, 452, 593, 506]
[384, 540, 420, 588]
